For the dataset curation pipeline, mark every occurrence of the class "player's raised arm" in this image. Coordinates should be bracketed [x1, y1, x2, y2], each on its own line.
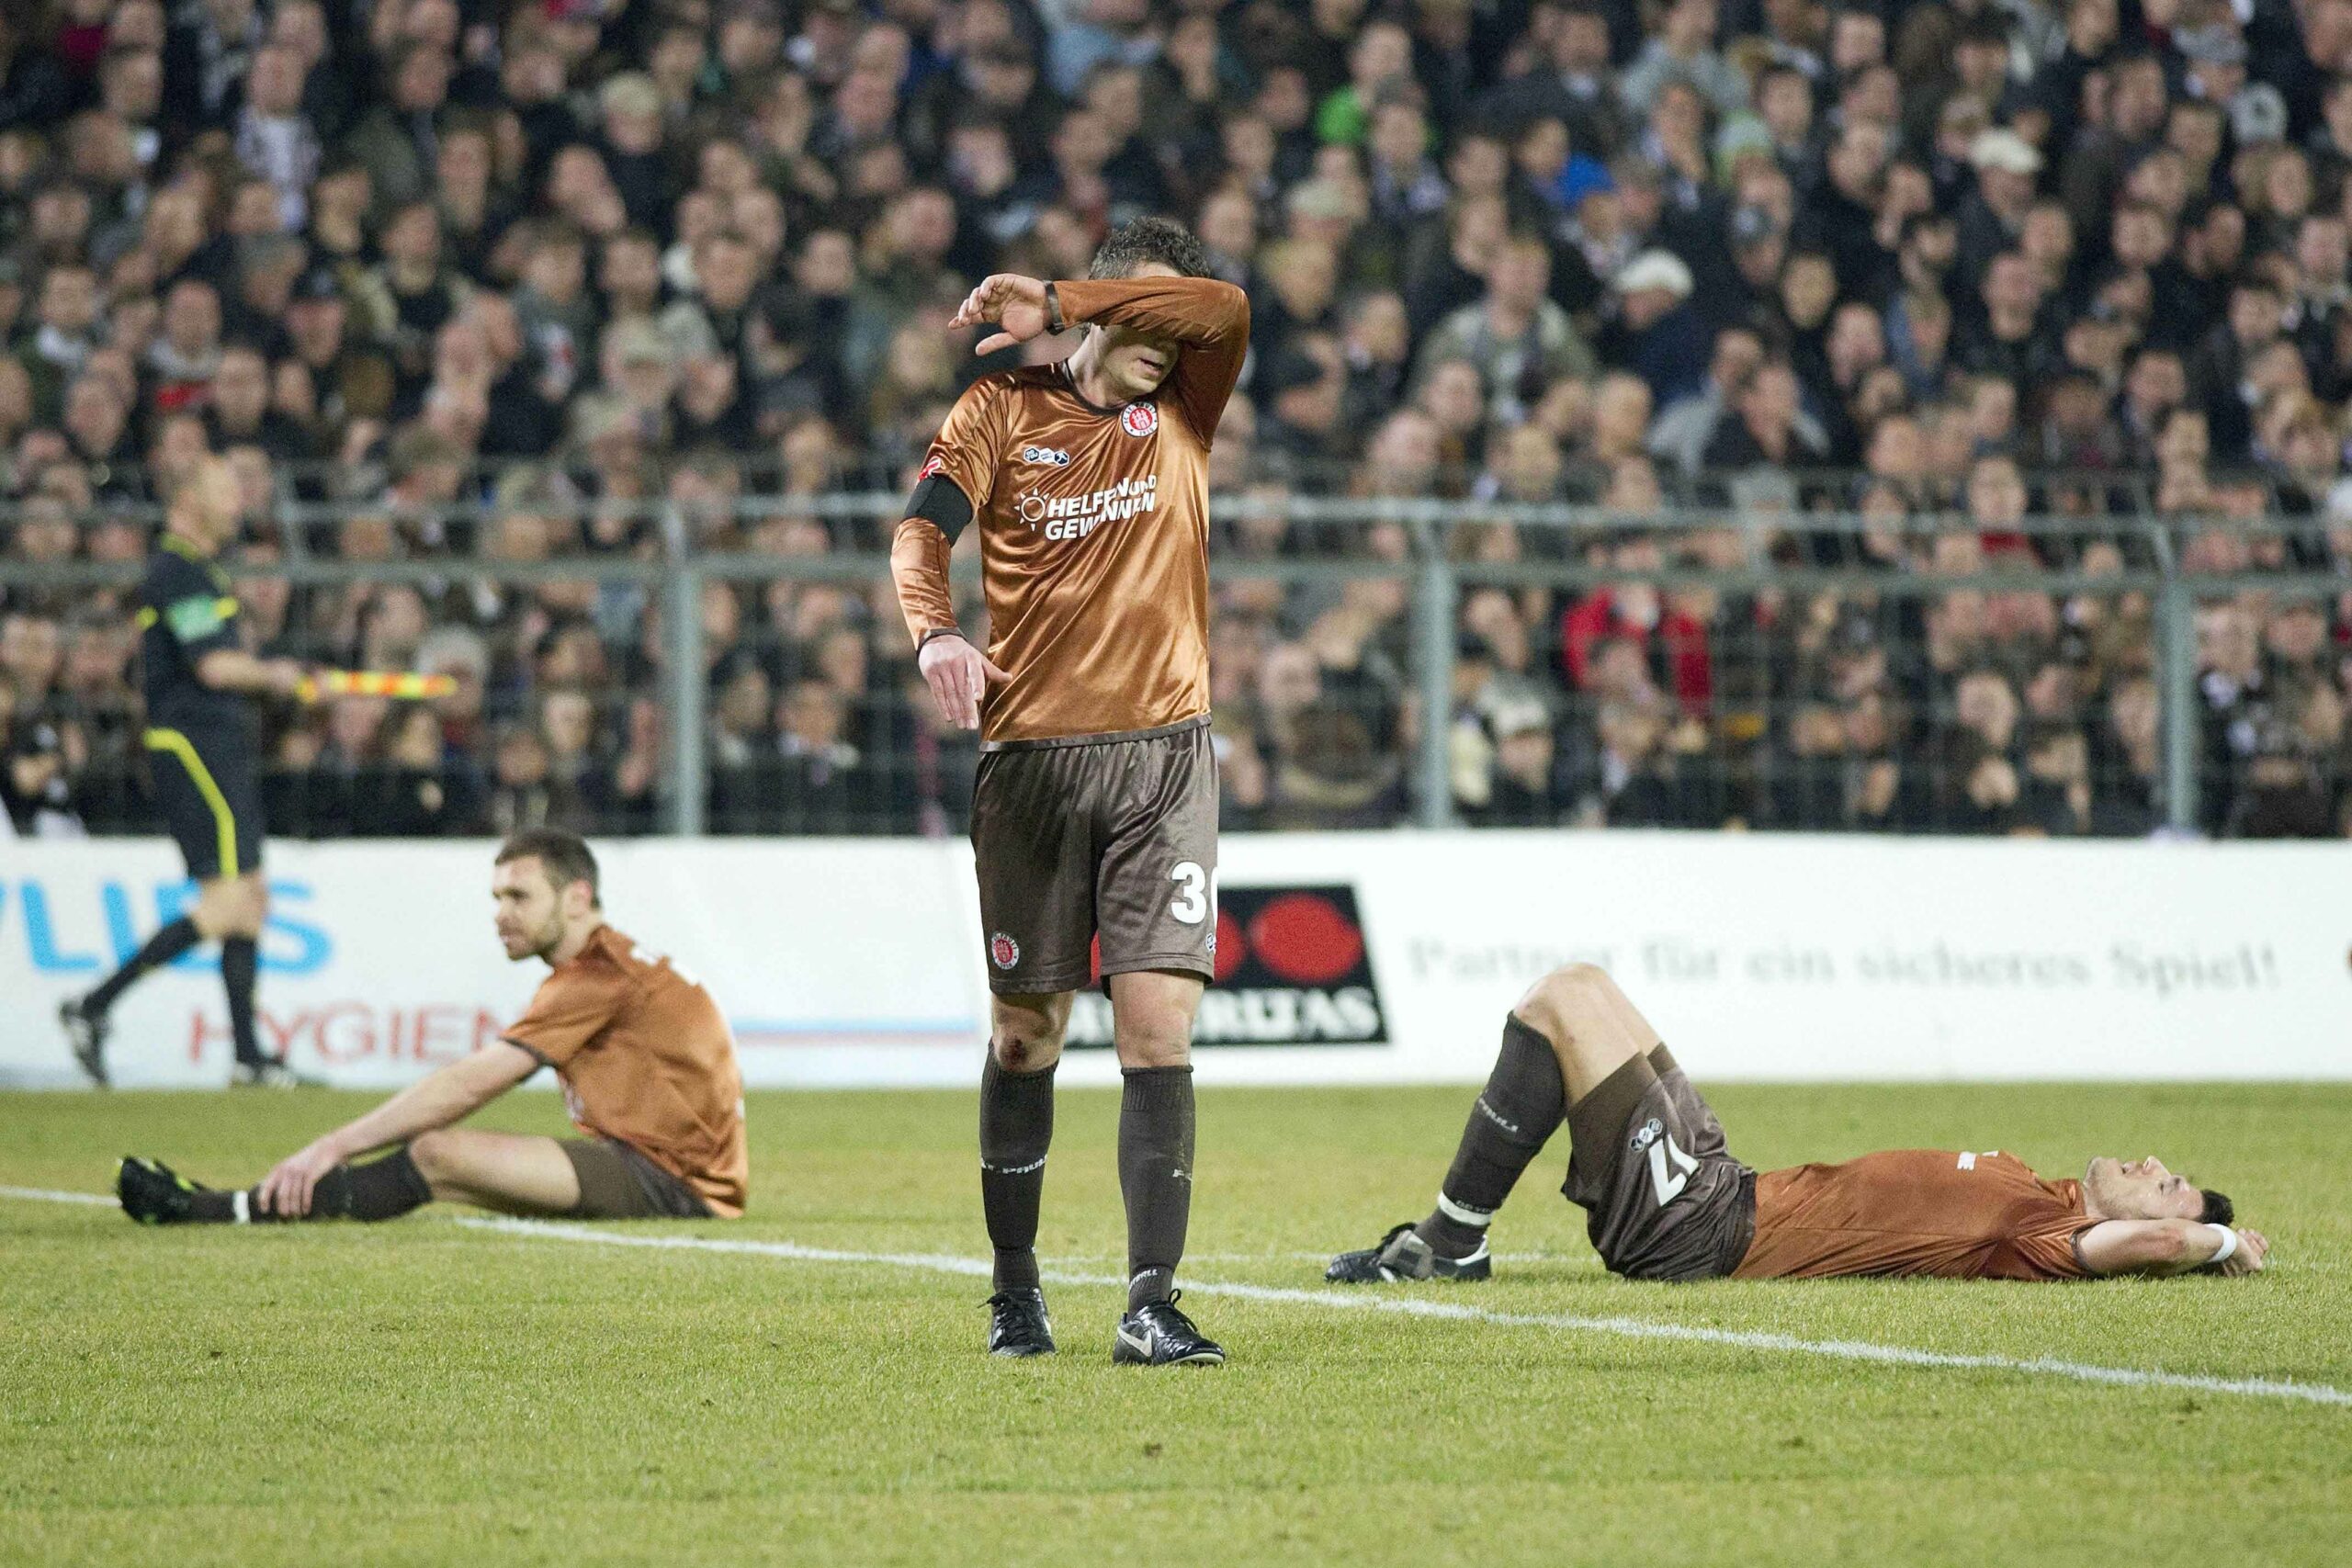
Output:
[2075, 1219, 2269, 1277]
[1050, 274, 1250, 445]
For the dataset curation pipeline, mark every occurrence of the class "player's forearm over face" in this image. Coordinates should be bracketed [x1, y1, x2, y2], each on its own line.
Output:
[322, 1043, 538, 1161]
[2076, 1218, 2252, 1276]
[1054, 276, 1250, 347]
[890, 518, 958, 646]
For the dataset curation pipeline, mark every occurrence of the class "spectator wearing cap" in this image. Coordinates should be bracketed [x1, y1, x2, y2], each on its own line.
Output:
[283, 265, 393, 444]
[1474, 694, 1568, 827]
[1956, 128, 2043, 295]
[1699, 201, 1788, 334]
[1602, 248, 1707, 407]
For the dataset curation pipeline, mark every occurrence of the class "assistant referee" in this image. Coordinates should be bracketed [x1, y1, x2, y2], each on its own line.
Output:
[61, 457, 310, 1087]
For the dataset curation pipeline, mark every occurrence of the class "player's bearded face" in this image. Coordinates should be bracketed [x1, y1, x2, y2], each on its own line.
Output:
[492, 863, 570, 960]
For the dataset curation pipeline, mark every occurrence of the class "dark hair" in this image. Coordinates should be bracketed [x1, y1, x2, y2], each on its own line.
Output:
[496, 829, 600, 905]
[2199, 1188, 2234, 1226]
[1088, 216, 1211, 280]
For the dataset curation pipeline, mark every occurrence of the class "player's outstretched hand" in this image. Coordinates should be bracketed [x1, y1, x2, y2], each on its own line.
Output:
[256, 1137, 340, 1218]
[2222, 1228, 2269, 1276]
[919, 633, 1010, 730]
[951, 274, 1050, 356]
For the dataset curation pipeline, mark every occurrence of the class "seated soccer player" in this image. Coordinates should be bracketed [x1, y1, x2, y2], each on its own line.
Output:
[1329, 964, 2267, 1284]
[118, 830, 749, 1225]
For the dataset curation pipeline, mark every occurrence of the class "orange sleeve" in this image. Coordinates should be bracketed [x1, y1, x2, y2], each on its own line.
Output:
[1984, 1213, 2100, 1280]
[890, 517, 958, 648]
[502, 963, 630, 1070]
[1052, 276, 1250, 447]
[911, 376, 1006, 530]
[892, 377, 1007, 648]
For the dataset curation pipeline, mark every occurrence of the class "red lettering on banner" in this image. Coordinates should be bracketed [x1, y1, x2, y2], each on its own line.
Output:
[313, 1003, 376, 1064]
[187, 1010, 232, 1062]
[411, 1006, 459, 1061]
[183, 1004, 522, 1068]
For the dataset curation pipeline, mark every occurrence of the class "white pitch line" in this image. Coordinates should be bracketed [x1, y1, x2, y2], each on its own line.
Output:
[7, 1186, 2342, 1409]
[0, 1184, 117, 1206]
[456, 1215, 2352, 1411]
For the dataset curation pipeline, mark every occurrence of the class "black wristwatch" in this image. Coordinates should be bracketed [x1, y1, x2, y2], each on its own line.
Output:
[1045, 281, 1065, 333]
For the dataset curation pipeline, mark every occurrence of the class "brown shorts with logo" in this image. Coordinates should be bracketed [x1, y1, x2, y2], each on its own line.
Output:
[1562, 1046, 1756, 1281]
[560, 1137, 714, 1220]
[971, 715, 1218, 997]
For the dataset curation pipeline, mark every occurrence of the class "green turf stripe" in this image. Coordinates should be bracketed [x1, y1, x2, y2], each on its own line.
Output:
[453, 1214, 2352, 1411]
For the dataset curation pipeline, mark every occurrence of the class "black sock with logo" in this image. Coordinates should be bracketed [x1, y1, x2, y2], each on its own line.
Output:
[979, 1055, 1056, 1292]
[187, 1147, 433, 1223]
[1119, 1066, 1195, 1311]
[220, 937, 263, 1066]
[1417, 1016, 1566, 1258]
[83, 917, 203, 1017]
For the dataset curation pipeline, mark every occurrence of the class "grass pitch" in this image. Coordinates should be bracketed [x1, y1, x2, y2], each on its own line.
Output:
[4, 1081, 2349, 1568]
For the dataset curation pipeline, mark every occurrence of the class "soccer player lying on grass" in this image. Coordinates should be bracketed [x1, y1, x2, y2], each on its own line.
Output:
[118, 830, 749, 1225]
[1329, 964, 2267, 1285]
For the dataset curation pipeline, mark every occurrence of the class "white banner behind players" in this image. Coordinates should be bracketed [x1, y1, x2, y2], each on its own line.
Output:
[1, 833, 2345, 1088]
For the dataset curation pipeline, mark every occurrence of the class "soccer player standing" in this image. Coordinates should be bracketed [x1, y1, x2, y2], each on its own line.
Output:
[60, 457, 311, 1087]
[891, 219, 1248, 1364]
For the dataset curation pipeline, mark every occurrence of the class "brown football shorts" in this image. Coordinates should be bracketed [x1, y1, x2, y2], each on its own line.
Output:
[971, 715, 1218, 997]
[560, 1137, 714, 1220]
[1561, 1046, 1757, 1281]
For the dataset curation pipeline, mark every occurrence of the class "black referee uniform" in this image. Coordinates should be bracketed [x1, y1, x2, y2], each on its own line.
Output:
[137, 535, 266, 880]
[62, 532, 286, 1085]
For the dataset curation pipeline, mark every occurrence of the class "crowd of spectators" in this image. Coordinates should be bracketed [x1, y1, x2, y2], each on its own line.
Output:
[2, 0, 2351, 841]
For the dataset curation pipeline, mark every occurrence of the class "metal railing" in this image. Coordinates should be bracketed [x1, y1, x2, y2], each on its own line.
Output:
[5, 494, 2345, 840]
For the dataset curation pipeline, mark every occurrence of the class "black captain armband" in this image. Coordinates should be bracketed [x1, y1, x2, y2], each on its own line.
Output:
[906, 469, 974, 544]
